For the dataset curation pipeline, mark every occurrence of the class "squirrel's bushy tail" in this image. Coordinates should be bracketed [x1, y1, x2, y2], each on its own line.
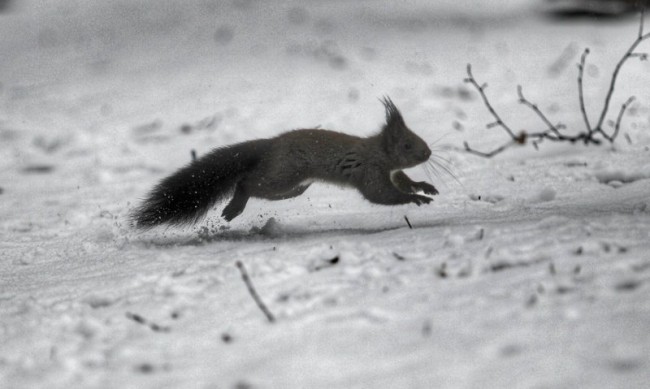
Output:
[131, 139, 269, 229]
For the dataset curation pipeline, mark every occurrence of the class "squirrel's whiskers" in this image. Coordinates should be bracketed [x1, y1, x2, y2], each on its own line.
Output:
[423, 150, 461, 188]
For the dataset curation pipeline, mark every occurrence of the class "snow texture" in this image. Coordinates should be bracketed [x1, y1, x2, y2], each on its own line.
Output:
[1, 1, 650, 388]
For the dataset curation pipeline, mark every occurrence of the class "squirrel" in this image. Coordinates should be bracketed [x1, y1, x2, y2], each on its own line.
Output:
[131, 97, 437, 229]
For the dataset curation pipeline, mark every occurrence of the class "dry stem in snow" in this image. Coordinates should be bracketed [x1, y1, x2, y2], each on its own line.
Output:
[236, 260, 276, 323]
[464, 11, 650, 158]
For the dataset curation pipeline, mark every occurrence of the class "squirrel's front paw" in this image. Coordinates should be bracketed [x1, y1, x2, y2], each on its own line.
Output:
[410, 194, 433, 206]
[414, 182, 439, 196]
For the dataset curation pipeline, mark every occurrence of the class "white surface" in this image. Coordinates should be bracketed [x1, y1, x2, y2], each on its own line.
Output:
[1, 1, 649, 388]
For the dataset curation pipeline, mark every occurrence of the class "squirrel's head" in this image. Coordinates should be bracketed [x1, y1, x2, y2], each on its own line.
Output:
[379, 97, 431, 168]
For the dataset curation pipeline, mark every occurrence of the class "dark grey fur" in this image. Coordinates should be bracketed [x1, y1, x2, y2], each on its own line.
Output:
[131, 97, 437, 229]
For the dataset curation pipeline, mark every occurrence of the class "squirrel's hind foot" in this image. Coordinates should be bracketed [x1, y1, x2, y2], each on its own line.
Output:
[222, 183, 249, 221]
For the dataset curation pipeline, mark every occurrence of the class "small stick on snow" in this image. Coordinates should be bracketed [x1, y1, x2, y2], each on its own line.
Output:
[311, 256, 340, 271]
[235, 260, 276, 323]
[125, 312, 171, 332]
[624, 133, 633, 145]
[404, 215, 413, 229]
[191, 149, 197, 162]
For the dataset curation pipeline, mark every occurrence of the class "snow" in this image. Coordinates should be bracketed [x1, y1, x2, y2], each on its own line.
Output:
[1, 1, 650, 388]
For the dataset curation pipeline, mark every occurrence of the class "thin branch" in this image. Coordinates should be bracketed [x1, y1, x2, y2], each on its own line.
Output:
[577, 48, 592, 134]
[517, 85, 563, 138]
[628, 52, 648, 60]
[609, 96, 636, 143]
[463, 64, 528, 156]
[465, 63, 602, 157]
[464, 139, 516, 158]
[464, 64, 517, 139]
[125, 312, 171, 333]
[463, 11, 647, 158]
[640, 8, 645, 39]
[595, 10, 650, 137]
[235, 260, 275, 323]
[404, 215, 413, 229]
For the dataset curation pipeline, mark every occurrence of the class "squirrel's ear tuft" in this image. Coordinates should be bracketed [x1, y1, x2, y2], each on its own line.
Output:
[380, 96, 405, 129]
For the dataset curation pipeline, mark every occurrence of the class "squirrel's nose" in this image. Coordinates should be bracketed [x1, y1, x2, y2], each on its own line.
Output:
[423, 148, 432, 160]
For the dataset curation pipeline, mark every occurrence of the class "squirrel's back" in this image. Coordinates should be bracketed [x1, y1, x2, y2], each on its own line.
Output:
[264, 129, 367, 182]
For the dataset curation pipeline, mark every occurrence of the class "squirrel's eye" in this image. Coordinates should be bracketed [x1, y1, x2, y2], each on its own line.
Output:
[403, 143, 412, 150]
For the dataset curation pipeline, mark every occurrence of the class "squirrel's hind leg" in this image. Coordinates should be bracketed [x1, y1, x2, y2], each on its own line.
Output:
[222, 183, 250, 221]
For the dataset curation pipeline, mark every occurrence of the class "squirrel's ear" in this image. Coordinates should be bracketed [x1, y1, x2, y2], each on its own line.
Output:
[380, 96, 406, 133]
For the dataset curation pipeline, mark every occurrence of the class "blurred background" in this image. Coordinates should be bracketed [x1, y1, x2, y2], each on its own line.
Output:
[0, 0, 647, 175]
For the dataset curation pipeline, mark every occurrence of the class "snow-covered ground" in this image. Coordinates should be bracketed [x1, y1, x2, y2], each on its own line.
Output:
[1, 1, 649, 388]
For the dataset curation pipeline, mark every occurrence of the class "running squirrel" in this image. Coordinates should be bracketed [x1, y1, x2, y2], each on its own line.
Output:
[131, 97, 437, 229]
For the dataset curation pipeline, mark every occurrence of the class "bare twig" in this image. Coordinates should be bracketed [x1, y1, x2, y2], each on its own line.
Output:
[126, 312, 171, 333]
[625, 133, 633, 144]
[235, 260, 276, 323]
[595, 10, 649, 141]
[464, 139, 517, 158]
[640, 8, 645, 39]
[517, 85, 565, 138]
[404, 215, 413, 229]
[463, 64, 523, 156]
[311, 256, 340, 271]
[612, 96, 636, 142]
[464, 64, 516, 139]
[577, 48, 593, 135]
[463, 11, 649, 157]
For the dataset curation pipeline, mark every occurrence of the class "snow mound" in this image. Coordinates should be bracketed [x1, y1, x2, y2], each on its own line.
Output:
[593, 169, 650, 185]
[532, 187, 556, 202]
